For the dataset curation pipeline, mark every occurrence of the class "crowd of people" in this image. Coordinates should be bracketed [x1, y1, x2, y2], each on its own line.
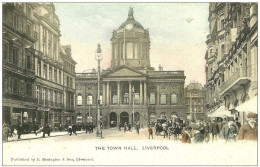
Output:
[146, 112, 257, 143]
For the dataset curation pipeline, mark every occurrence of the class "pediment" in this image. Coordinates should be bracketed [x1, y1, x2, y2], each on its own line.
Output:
[104, 66, 147, 77]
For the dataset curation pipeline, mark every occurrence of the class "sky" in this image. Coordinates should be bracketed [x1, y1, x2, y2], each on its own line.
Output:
[54, 3, 209, 85]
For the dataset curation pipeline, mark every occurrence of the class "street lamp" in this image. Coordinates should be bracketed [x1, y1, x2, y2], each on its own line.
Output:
[95, 44, 103, 138]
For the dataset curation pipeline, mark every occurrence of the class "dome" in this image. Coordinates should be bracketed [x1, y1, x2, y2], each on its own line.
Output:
[118, 7, 144, 30]
[186, 83, 203, 91]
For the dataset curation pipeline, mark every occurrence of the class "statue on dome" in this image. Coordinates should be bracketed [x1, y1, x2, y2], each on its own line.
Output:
[128, 7, 134, 18]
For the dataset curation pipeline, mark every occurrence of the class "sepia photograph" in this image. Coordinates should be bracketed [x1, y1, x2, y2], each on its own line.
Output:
[2, 2, 258, 166]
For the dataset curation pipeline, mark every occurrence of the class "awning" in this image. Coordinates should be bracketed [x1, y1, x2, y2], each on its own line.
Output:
[208, 106, 232, 118]
[235, 96, 257, 113]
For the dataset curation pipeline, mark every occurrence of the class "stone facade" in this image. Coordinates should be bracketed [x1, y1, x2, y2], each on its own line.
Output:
[185, 83, 206, 121]
[2, 3, 77, 131]
[75, 8, 186, 128]
[205, 3, 257, 124]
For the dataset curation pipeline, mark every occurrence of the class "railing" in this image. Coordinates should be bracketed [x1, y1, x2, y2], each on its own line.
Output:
[76, 73, 97, 78]
[3, 92, 36, 103]
[148, 71, 184, 76]
[219, 68, 246, 95]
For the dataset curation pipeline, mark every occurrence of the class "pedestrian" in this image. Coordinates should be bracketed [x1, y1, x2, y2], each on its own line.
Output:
[221, 117, 238, 142]
[72, 124, 77, 135]
[8, 123, 15, 137]
[210, 120, 219, 141]
[148, 126, 153, 139]
[163, 123, 168, 138]
[16, 123, 23, 140]
[128, 123, 132, 132]
[193, 127, 204, 143]
[136, 122, 140, 135]
[68, 124, 73, 136]
[118, 123, 121, 131]
[238, 112, 257, 141]
[3, 123, 11, 142]
[42, 124, 51, 138]
[203, 121, 210, 143]
[182, 126, 192, 143]
[124, 122, 127, 132]
[59, 123, 62, 132]
[32, 121, 38, 136]
[85, 123, 89, 134]
[235, 117, 241, 131]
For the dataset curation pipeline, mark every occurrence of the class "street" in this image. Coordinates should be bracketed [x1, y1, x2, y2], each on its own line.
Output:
[3, 128, 257, 166]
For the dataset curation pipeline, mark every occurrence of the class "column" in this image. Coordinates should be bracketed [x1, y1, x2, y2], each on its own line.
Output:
[129, 81, 132, 105]
[10, 107, 13, 123]
[57, 68, 59, 84]
[106, 82, 110, 106]
[157, 83, 160, 105]
[117, 81, 120, 105]
[41, 60, 44, 77]
[102, 82, 106, 106]
[144, 82, 147, 105]
[52, 66, 55, 81]
[140, 81, 143, 105]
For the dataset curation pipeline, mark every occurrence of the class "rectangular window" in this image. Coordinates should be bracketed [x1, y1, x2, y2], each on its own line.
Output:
[13, 48, 18, 65]
[37, 60, 41, 76]
[36, 86, 39, 104]
[26, 23, 31, 35]
[77, 95, 82, 106]
[54, 69, 57, 82]
[53, 91, 56, 106]
[43, 64, 47, 79]
[59, 71, 62, 84]
[112, 95, 118, 104]
[221, 19, 225, 29]
[27, 7, 31, 17]
[49, 66, 52, 81]
[26, 55, 31, 70]
[150, 93, 156, 105]
[160, 94, 167, 105]
[126, 42, 133, 59]
[42, 88, 45, 106]
[3, 44, 9, 61]
[26, 83, 32, 96]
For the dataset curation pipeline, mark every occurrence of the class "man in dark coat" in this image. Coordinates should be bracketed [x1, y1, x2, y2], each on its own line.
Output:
[221, 117, 238, 142]
[124, 122, 127, 132]
[203, 121, 210, 143]
[210, 120, 219, 141]
[238, 112, 257, 141]
[42, 124, 51, 138]
[85, 123, 89, 134]
[16, 123, 23, 140]
[72, 124, 77, 135]
[194, 127, 205, 143]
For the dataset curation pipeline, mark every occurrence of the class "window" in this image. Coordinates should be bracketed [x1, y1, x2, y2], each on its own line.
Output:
[149, 93, 156, 105]
[53, 91, 56, 106]
[123, 93, 129, 104]
[67, 76, 69, 87]
[171, 93, 177, 104]
[13, 13, 18, 29]
[54, 69, 57, 82]
[13, 48, 18, 65]
[112, 94, 118, 104]
[221, 19, 225, 29]
[26, 23, 31, 35]
[70, 77, 72, 88]
[37, 60, 41, 76]
[36, 86, 39, 104]
[99, 95, 102, 105]
[26, 83, 32, 96]
[26, 55, 31, 70]
[160, 94, 167, 105]
[48, 89, 51, 103]
[49, 66, 52, 81]
[59, 71, 62, 84]
[42, 88, 45, 106]
[43, 64, 47, 79]
[3, 44, 9, 61]
[27, 7, 31, 17]
[77, 94, 83, 106]
[87, 95, 93, 105]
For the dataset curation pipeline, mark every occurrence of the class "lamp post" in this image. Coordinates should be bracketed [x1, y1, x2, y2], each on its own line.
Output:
[95, 44, 103, 138]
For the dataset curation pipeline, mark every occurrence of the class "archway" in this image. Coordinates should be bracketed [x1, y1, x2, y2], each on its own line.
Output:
[109, 112, 117, 128]
[120, 112, 129, 126]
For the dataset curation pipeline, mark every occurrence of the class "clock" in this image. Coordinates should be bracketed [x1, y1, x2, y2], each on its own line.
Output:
[126, 24, 133, 30]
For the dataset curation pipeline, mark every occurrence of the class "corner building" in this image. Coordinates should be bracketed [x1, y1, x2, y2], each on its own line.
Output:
[76, 8, 186, 128]
[205, 3, 257, 124]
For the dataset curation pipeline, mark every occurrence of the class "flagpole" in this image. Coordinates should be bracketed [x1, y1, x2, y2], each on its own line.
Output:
[123, 28, 126, 65]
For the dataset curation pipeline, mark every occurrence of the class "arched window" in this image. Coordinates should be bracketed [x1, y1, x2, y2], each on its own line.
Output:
[87, 94, 93, 106]
[77, 94, 83, 106]
[160, 94, 167, 105]
[171, 93, 177, 104]
[149, 93, 156, 105]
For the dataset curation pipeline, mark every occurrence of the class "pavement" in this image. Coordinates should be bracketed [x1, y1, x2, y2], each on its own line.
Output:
[5, 130, 86, 142]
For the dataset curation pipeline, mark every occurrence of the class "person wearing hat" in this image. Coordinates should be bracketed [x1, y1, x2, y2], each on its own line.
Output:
[181, 126, 192, 143]
[238, 112, 257, 141]
[221, 117, 238, 142]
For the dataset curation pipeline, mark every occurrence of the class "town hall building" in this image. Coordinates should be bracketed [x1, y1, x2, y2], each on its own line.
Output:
[75, 8, 187, 128]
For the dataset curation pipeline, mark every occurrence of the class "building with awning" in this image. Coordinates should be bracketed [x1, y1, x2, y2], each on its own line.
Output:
[236, 96, 257, 113]
[208, 106, 232, 118]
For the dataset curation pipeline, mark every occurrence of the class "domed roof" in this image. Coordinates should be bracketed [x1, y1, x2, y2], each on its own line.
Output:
[186, 83, 203, 91]
[118, 7, 144, 30]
